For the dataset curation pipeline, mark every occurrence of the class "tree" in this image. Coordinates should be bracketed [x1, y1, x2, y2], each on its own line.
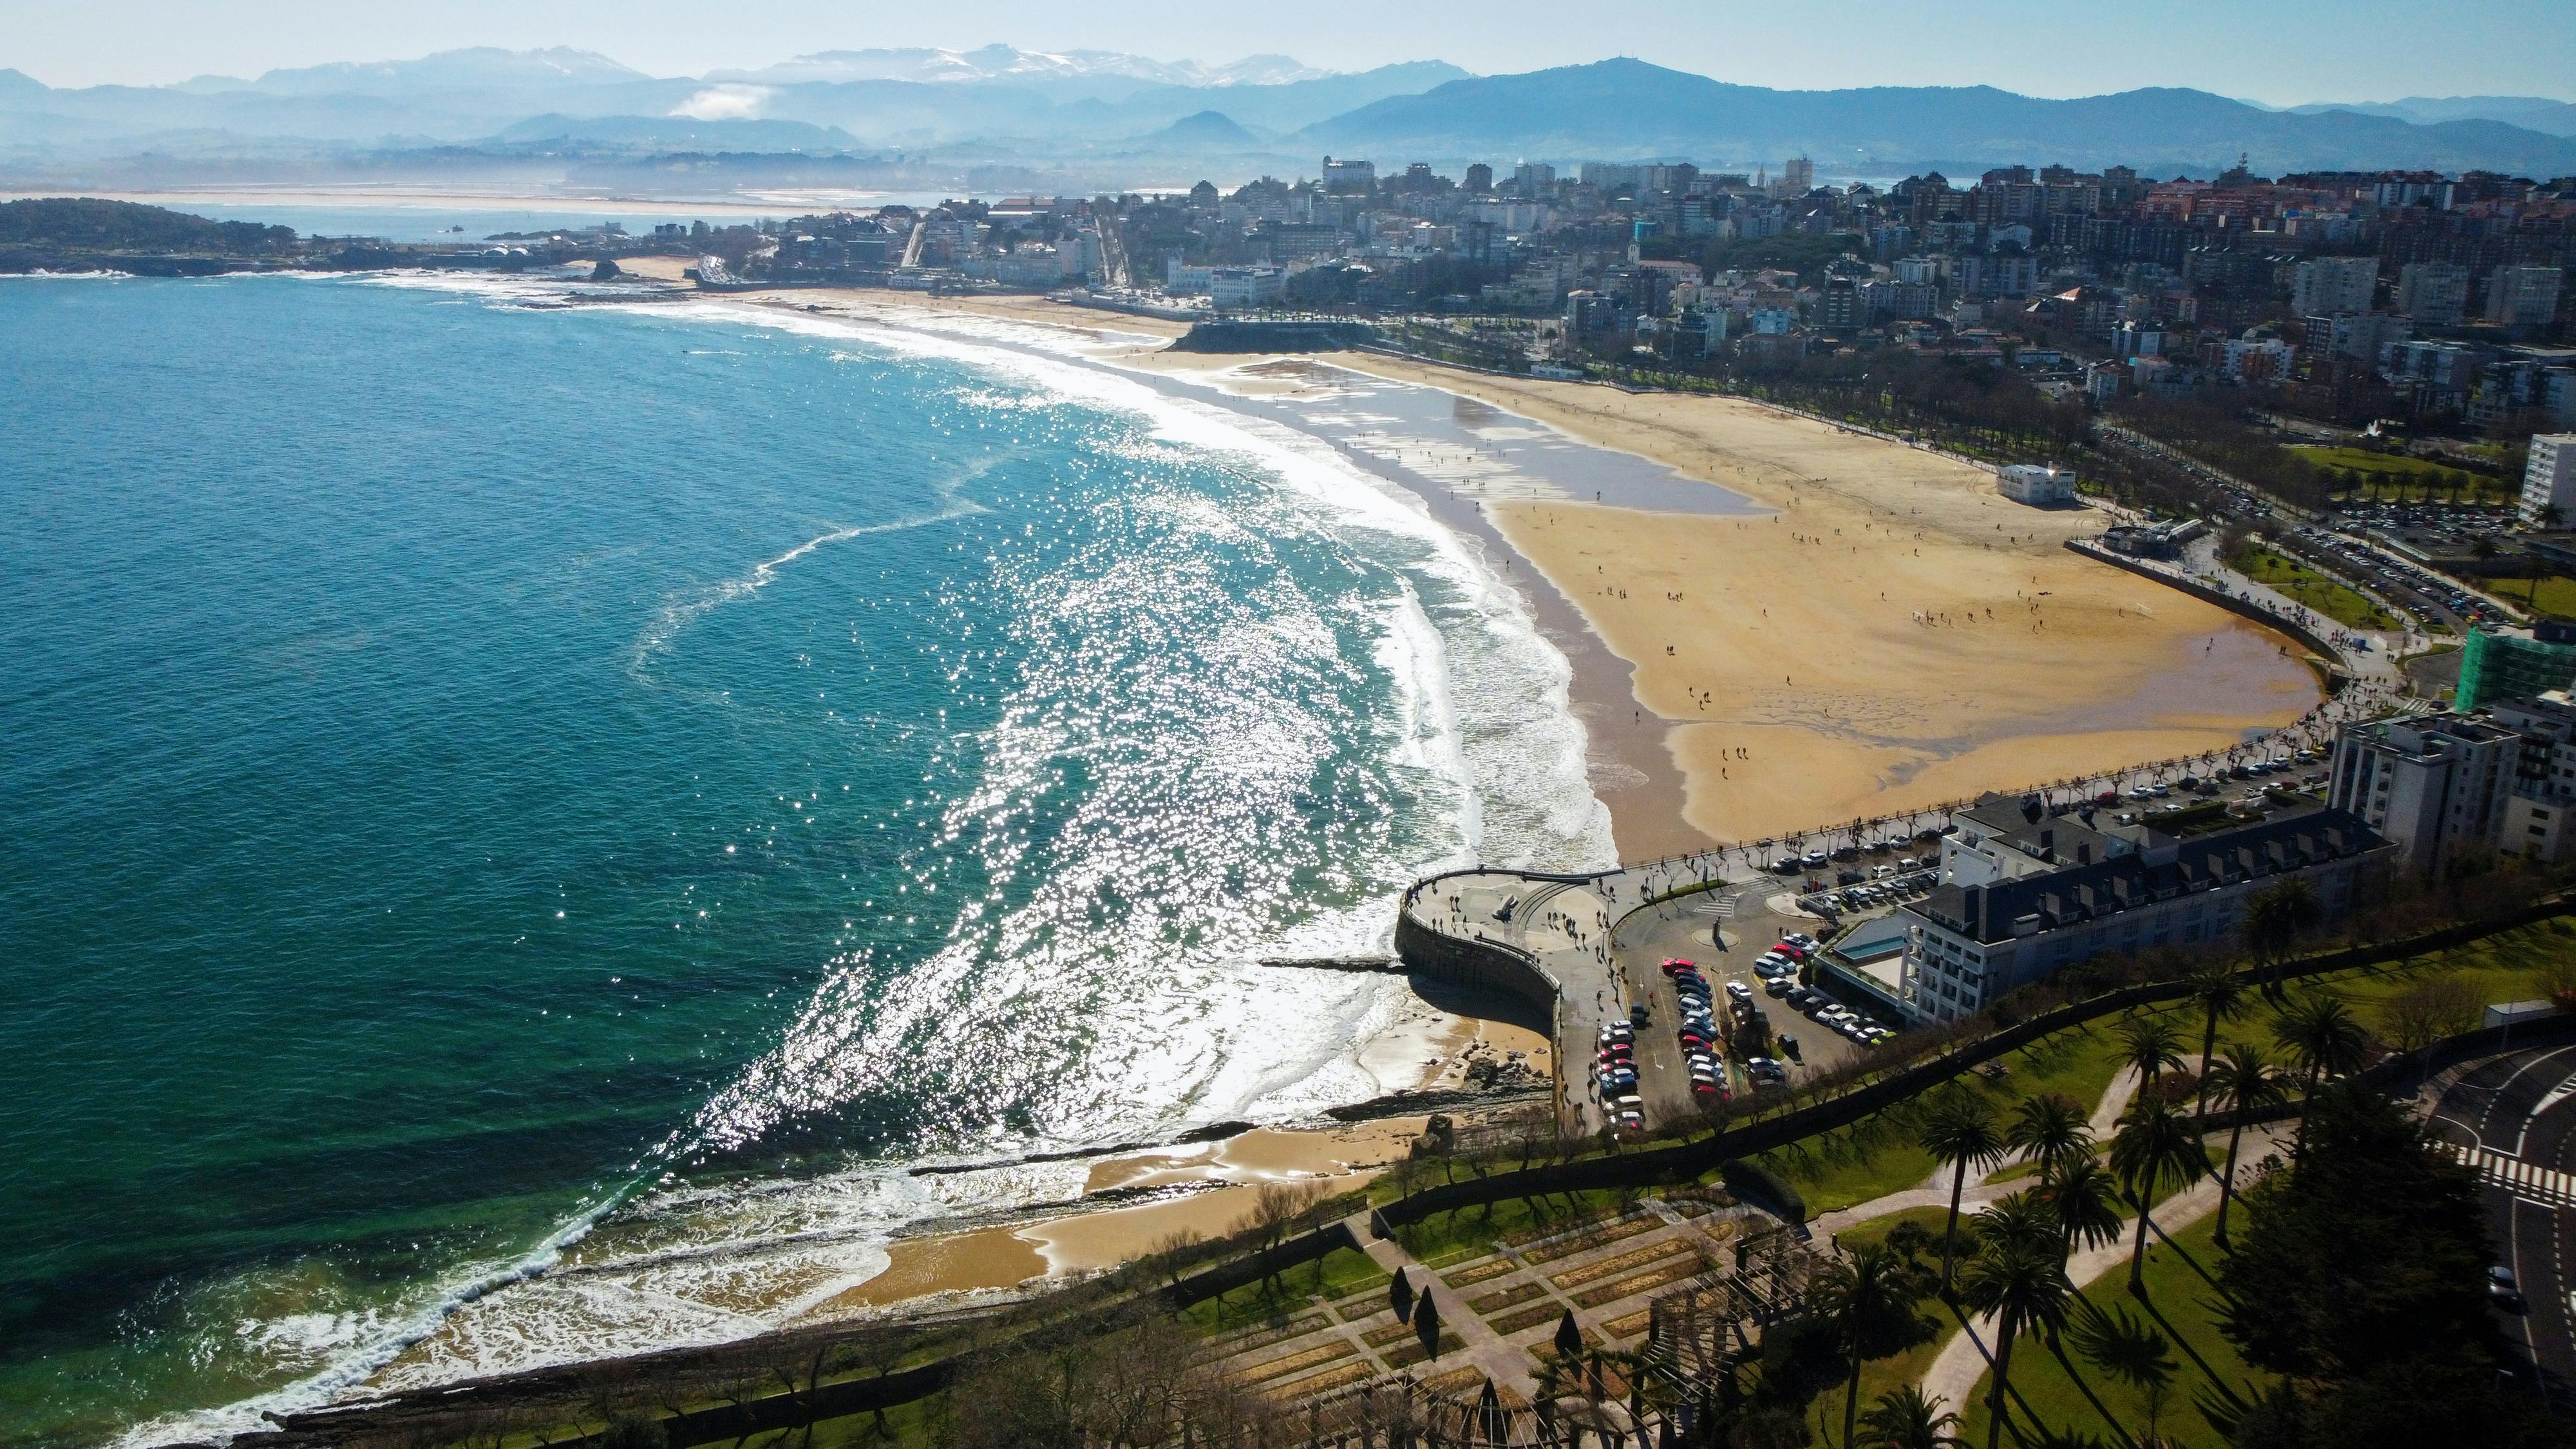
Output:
[1918, 1090, 2007, 1294]
[2005, 1094, 2094, 1182]
[2239, 876, 2324, 972]
[2203, 1042, 2291, 1249]
[1815, 1243, 1932, 1449]
[1956, 1233, 2074, 1449]
[1975, 1189, 2060, 1256]
[2181, 962, 2251, 1119]
[1243, 1181, 1323, 1289]
[2377, 972, 2485, 1064]
[2213, 1081, 2553, 1448]
[1859, 1386, 1964, 1449]
[2269, 993, 2371, 1150]
[2114, 1015, 2188, 1095]
[2039, 1155, 2126, 1261]
[2107, 1095, 2210, 1294]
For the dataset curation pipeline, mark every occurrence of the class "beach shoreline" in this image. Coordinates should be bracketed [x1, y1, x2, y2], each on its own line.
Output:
[685, 275, 2318, 853]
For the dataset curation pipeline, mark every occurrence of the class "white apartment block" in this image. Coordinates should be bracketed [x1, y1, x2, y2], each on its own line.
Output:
[2489, 694, 2576, 862]
[1897, 795, 2387, 1023]
[2524, 434, 2576, 527]
[2397, 262, 2471, 327]
[2290, 255, 2378, 317]
[2486, 265, 2566, 328]
[2325, 713, 2519, 876]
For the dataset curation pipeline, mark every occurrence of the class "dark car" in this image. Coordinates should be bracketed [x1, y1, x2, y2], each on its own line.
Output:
[2490, 1264, 2526, 1311]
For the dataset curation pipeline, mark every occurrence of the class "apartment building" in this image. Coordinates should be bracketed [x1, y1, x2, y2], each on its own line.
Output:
[2396, 261, 2472, 327]
[2524, 434, 2576, 527]
[2289, 254, 2378, 316]
[2487, 265, 2567, 328]
[2325, 690, 2576, 868]
[2325, 712, 2520, 876]
[1898, 795, 2387, 1023]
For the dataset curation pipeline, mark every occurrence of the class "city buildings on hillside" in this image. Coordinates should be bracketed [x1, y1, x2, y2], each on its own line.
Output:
[1895, 792, 2389, 1023]
[726, 153, 2571, 438]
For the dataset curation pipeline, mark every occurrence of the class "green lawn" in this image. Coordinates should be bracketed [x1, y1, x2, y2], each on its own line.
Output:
[1958, 1213, 2273, 1448]
[2318, 914, 2576, 1026]
[1182, 1245, 1393, 1334]
[1390, 1189, 1629, 1269]
[1746, 1010, 2157, 1218]
[2298, 446, 2501, 505]
[2490, 571, 2576, 621]
[2233, 545, 2401, 630]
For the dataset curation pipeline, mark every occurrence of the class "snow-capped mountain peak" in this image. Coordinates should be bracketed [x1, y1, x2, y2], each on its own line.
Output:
[708, 44, 1332, 88]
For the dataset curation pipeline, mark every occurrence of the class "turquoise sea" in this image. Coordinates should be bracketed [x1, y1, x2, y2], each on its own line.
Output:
[0, 269, 1612, 1446]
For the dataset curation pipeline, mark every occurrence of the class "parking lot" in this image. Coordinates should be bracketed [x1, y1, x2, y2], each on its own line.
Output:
[2275, 519, 2514, 634]
[1605, 877, 1888, 1115]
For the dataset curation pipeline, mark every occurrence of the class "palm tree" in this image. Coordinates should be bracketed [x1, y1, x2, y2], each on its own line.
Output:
[1816, 1243, 1922, 1449]
[2039, 1155, 2126, 1260]
[1975, 1189, 2060, 1256]
[2269, 992, 2370, 1150]
[1956, 1233, 2074, 1449]
[1859, 1386, 1964, 1449]
[2204, 1042, 2291, 1247]
[2239, 876, 2324, 974]
[2114, 1015, 2186, 1095]
[2180, 961, 2250, 1119]
[1918, 1090, 2006, 1294]
[2005, 1094, 2093, 1182]
[2107, 1095, 2211, 1294]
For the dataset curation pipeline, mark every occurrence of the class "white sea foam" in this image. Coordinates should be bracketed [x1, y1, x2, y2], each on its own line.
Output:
[145, 273, 1614, 1439]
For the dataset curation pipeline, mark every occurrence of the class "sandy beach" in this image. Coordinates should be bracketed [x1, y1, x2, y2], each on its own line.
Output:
[796, 1006, 1547, 1316]
[1317, 358, 2322, 845]
[673, 276, 2318, 852]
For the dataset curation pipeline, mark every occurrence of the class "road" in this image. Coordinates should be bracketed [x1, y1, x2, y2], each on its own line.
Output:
[2427, 1041, 2576, 1412]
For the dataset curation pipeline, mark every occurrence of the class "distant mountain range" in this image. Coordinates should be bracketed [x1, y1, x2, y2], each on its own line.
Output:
[1, 46, 2571, 187]
[2280, 93, 2576, 137]
[1299, 61, 2576, 176]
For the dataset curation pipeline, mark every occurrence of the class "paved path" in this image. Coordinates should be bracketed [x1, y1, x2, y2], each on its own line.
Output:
[1915, 1126, 2284, 1421]
[1343, 1212, 1543, 1397]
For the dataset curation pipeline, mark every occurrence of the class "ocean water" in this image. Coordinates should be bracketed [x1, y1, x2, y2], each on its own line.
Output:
[0, 271, 1612, 1446]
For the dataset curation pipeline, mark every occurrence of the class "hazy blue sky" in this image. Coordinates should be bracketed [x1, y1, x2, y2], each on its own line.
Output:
[8, 0, 2573, 103]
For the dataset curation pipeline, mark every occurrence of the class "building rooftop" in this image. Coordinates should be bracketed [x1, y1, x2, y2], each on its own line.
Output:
[1915, 801, 2386, 945]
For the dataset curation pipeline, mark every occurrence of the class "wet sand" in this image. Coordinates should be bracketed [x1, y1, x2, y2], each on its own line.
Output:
[797, 1012, 1544, 1316]
[1314, 358, 2322, 844]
